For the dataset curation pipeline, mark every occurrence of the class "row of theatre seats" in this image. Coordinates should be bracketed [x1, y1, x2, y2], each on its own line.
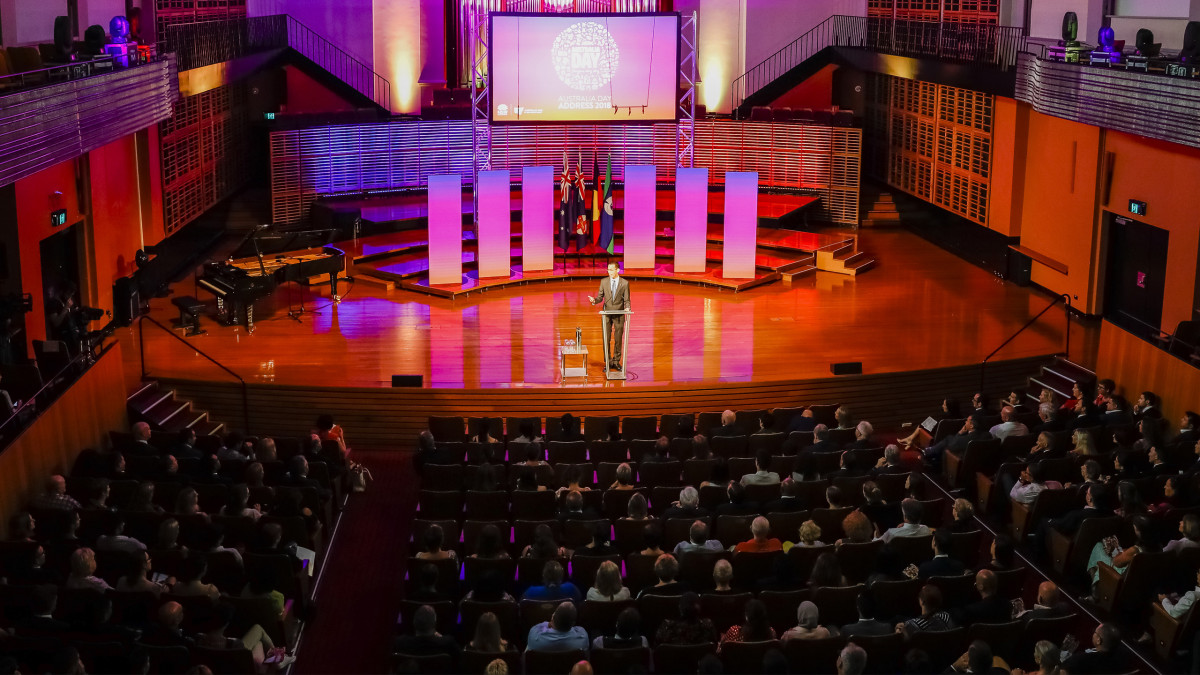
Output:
[0, 427, 345, 674]
[399, 413, 1107, 674]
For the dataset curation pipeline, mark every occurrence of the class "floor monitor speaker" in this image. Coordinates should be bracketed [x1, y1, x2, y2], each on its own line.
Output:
[391, 375, 424, 387]
[830, 362, 862, 375]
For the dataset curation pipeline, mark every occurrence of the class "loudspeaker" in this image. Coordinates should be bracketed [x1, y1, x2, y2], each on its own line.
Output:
[112, 276, 140, 327]
[830, 362, 862, 376]
[391, 374, 423, 387]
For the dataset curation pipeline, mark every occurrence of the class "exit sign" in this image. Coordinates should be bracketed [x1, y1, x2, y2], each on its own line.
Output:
[1129, 199, 1148, 216]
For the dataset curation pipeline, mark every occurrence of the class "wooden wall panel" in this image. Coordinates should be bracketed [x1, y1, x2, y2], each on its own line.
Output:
[164, 355, 1049, 450]
[0, 344, 128, 537]
[1097, 321, 1200, 426]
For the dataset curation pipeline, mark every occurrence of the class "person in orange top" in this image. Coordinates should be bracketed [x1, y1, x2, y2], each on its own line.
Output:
[315, 414, 349, 462]
[733, 516, 782, 553]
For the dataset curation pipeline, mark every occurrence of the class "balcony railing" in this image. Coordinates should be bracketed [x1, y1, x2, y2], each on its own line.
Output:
[733, 15, 1025, 110]
[158, 15, 391, 111]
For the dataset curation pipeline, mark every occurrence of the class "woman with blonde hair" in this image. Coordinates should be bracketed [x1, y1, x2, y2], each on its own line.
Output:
[175, 486, 204, 516]
[797, 520, 824, 547]
[609, 463, 635, 490]
[1070, 428, 1096, 456]
[66, 547, 111, 591]
[469, 612, 510, 652]
[587, 560, 630, 601]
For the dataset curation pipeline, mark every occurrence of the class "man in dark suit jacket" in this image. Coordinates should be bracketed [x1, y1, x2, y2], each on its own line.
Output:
[1102, 396, 1134, 427]
[1148, 447, 1178, 476]
[588, 261, 631, 370]
[1048, 483, 1113, 537]
[663, 486, 710, 520]
[713, 482, 759, 517]
[710, 410, 744, 438]
[285, 456, 324, 491]
[1020, 581, 1072, 622]
[1032, 403, 1067, 435]
[917, 529, 966, 580]
[128, 421, 159, 457]
[786, 408, 817, 434]
[840, 593, 894, 638]
[393, 604, 460, 666]
[1172, 412, 1200, 448]
[952, 570, 1013, 626]
[792, 425, 840, 479]
[557, 490, 601, 523]
[16, 585, 71, 634]
[142, 601, 196, 648]
[1061, 623, 1131, 675]
[764, 479, 805, 513]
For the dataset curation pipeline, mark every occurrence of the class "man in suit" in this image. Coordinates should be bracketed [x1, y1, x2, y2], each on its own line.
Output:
[1046, 483, 1113, 538]
[128, 421, 158, 457]
[588, 261, 630, 370]
[1019, 581, 1071, 622]
[1172, 411, 1200, 448]
[663, 486, 710, 520]
[917, 528, 966, 579]
[1031, 402, 1066, 435]
[15, 585, 71, 634]
[1102, 396, 1135, 427]
[1061, 623, 1131, 675]
[785, 408, 817, 434]
[764, 478, 805, 513]
[710, 410, 744, 438]
[952, 570, 1013, 626]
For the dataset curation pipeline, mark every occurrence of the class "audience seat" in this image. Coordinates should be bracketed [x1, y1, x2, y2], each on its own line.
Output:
[398, 599, 457, 637]
[191, 645, 257, 675]
[701, 592, 752, 633]
[889, 534, 934, 566]
[406, 557, 458, 597]
[585, 417, 618, 442]
[760, 588, 810, 634]
[571, 553, 620, 588]
[461, 648, 520, 674]
[590, 441, 628, 464]
[391, 652, 452, 674]
[732, 551, 783, 589]
[579, 598, 636, 639]
[464, 491, 509, 520]
[519, 598, 572, 636]
[678, 549, 727, 592]
[418, 490, 463, 520]
[422, 464, 464, 491]
[460, 599, 520, 645]
[1046, 515, 1131, 582]
[137, 642, 191, 674]
[849, 632, 905, 675]
[548, 441, 587, 464]
[904, 626, 968, 672]
[722, 639, 784, 671]
[712, 435, 749, 459]
[636, 592, 681, 629]
[640, 461, 683, 487]
[525, 648, 586, 675]
[968, 620, 1024, 663]
[625, 554, 659, 593]
[812, 584, 864, 626]
[714, 515, 756, 549]
[428, 416, 465, 443]
[835, 541, 881, 583]
[928, 574, 977, 609]
[463, 556, 517, 590]
[613, 518, 653, 554]
[603, 489, 645, 521]
[592, 645, 652, 673]
[696, 412, 723, 436]
[623, 416, 659, 440]
[784, 635, 845, 674]
[654, 643, 716, 673]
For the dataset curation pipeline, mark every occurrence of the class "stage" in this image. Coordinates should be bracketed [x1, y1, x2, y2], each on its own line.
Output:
[130, 227, 1086, 390]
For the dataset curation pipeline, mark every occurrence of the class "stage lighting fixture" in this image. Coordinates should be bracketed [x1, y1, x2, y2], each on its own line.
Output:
[1061, 12, 1079, 46]
[1135, 28, 1161, 57]
[1181, 21, 1200, 62]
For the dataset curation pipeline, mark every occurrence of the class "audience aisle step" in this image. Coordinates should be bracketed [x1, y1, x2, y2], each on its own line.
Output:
[1024, 356, 1096, 404]
[778, 255, 818, 281]
[814, 241, 875, 276]
[860, 188, 906, 227]
[127, 380, 225, 436]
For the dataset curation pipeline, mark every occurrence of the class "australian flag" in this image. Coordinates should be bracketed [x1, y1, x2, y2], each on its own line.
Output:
[558, 154, 571, 251]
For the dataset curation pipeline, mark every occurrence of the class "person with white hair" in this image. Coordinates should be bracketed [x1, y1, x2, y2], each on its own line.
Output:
[734, 516, 782, 553]
[711, 410, 744, 438]
[663, 486, 709, 520]
[837, 643, 867, 675]
[847, 421, 875, 449]
[673, 520, 724, 556]
[989, 406, 1030, 442]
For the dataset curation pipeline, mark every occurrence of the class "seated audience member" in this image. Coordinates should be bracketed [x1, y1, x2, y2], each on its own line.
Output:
[171, 427, 201, 460]
[1010, 461, 1062, 505]
[1011, 639, 1061, 675]
[221, 483, 262, 521]
[784, 520, 824, 551]
[674, 520, 723, 556]
[711, 410, 744, 438]
[155, 517, 185, 554]
[218, 432, 254, 462]
[192, 456, 231, 486]
[315, 413, 349, 460]
[591, 607, 648, 649]
[603, 419, 621, 442]
[717, 599, 775, 651]
[989, 406, 1030, 442]
[514, 467, 548, 492]
[409, 564, 450, 602]
[8, 511, 35, 541]
[557, 413, 584, 442]
[171, 556, 221, 599]
[808, 551, 846, 589]
[641, 524, 666, 558]
[948, 640, 1008, 675]
[1018, 581, 1071, 622]
[741, 449, 781, 485]
[15, 585, 71, 634]
[837, 643, 868, 675]
[174, 486, 206, 516]
[9, 545, 59, 586]
[470, 611, 513, 653]
[715, 482, 759, 517]
[1069, 428, 1098, 457]
[841, 593, 893, 637]
[96, 516, 147, 555]
[578, 522, 616, 557]
[1086, 515, 1157, 588]
[195, 602, 294, 669]
[470, 418, 500, 444]
[847, 421, 876, 450]
[1134, 416, 1165, 454]
[471, 464, 502, 493]
[701, 458, 730, 488]
[711, 559, 735, 594]
[472, 524, 510, 560]
[765, 478, 805, 513]
[860, 482, 901, 532]
[413, 431, 458, 474]
[127, 422, 156, 456]
[663, 487, 709, 520]
[1115, 481, 1148, 517]
[33, 475, 81, 511]
[690, 434, 712, 460]
[1104, 396, 1134, 427]
[1043, 483, 1113, 539]
[1165, 514, 1200, 553]
[608, 463, 635, 491]
[734, 516, 783, 553]
[1060, 623, 1130, 674]
[1159, 567, 1200, 618]
[623, 493, 651, 521]
[513, 419, 543, 444]
[839, 510, 875, 544]
[897, 585, 954, 638]
[142, 601, 195, 648]
[82, 478, 111, 510]
[1147, 445, 1176, 476]
[952, 570, 1012, 626]
[945, 498, 977, 533]
[835, 406, 855, 430]
[464, 570, 514, 603]
[393, 604, 460, 664]
[792, 424, 839, 479]
[637, 554, 685, 597]
[918, 529, 965, 580]
[526, 601, 589, 654]
[241, 567, 286, 615]
[245, 462, 268, 489]
[558, 490, 600, 523]
[641, 436, 671, 463]
[878, 499, 931, 543]
[786, 407, 817, 434]
[1151, 475, 1190, 514]
[587, 560, 630, 601]
[923, 414, 990, 468]
[899, 398, 963, 448]
[65, 547, 111, 591]
[655, 592, 718, 645]
[555, 465, 592, 498]
[523, 560, 581, 602]
[872, 445, 908, 476]
[115, 549, 172, 596]
[416, 524, 458, 565]
[1173, 411, 1200, 447]
[782, 601, 833, 641]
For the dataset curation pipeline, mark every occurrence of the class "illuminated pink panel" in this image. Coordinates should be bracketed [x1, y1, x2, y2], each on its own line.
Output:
[522, 166, 554, 272]
[672, 294, 705, 382]
[522, 292, 555, 383]
[476, 169, 512, 278]
[477, 299, 512, 385]
[722, 172, 759, 279]
[673, 168, 709, 273]
[427, 174, 464, 285]
[623, 165, 657, 269]
[428, 305, 464, 387]
[720, 301, 755, 381]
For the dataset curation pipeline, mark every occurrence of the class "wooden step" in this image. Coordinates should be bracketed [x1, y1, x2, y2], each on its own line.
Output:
[127, 380, 157, 403]
[1053, 357, 1095, 381]
[193, 418, 226, 437]
[128, 384, 172, 417]
[844, 257, 875, 273]
[780, 264, 817, 282]
[350, 270, 396, 290]
[1028, 375, 1072, 400]
[164, 409, 209, 434]
[836, 250, 867, 263]
[143, 395, 191, 428]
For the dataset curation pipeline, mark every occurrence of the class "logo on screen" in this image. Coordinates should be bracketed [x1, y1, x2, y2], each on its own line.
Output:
[551, 22, 620, 91]
[497, 103, 509, 116]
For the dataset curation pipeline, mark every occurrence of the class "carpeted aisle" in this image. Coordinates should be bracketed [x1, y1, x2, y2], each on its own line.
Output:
[295, 449, 417, 674]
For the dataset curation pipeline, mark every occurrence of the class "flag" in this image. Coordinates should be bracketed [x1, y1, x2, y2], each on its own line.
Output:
[599, 154, 615, 254]
[558, 151, 570, 251]
[574, 158, 589, 250]
[591, 154, 601, 246]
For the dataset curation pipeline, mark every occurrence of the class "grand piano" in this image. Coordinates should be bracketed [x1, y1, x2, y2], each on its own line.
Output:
[198, 245, 345, 332]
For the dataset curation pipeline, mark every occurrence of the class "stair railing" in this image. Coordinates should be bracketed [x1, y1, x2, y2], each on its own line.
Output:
[0, 340, 118, 448]
[732, 15, 1026, 112]
[137, 315, 250, 431]
[979, 293, 1071, 393]
[281, 15, 391, 111]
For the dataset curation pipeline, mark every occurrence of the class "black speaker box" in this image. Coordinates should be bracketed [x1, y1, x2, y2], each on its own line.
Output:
[830, 362, 862, 376]
[391, 374, 424, 387]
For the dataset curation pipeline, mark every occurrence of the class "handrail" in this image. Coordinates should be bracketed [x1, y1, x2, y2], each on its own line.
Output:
[0, 340, 117, 444]
[136, 314, 249, 431]
[980, 293, 1071, 392]
[732, 15, 1026, 112]
[0, 51, 160, 94]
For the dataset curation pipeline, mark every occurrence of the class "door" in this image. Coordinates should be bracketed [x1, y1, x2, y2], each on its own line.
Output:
[1104, 212, 1169, 333]
[40, 223, 82, 339]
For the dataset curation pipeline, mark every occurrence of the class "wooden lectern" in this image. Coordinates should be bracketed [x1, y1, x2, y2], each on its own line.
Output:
[600, 309, 632, 381]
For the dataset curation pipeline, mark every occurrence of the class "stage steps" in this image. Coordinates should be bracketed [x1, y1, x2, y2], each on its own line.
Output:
[128, 380, 225, 436]
[860, 187, 906, 228]
[814, 240, 875, 276]
[1023, 355, 1095, 405]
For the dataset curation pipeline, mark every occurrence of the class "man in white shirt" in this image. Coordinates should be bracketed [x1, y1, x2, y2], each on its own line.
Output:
[526, 601, 590, 654]
[741, 449, 781, 486]
[1160, 568, 1200, 618]
[1009, 462, 1062, 505]
[878, 499, 932, 543]
[989, 406, 1029, 442]
[673, 520, 724, 557]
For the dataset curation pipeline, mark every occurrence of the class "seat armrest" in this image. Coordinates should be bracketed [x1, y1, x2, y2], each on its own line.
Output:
[1047, 528, 1072, 574]
[1149, 600, 1182, 660]
[1094, 561, 1121, 612]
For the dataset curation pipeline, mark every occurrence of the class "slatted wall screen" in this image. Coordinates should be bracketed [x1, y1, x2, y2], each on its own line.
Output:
[269, 120, 862, 226]
[867, 73, 992, 226]
[155, 0, 247, 39]
[867, 0, 998, 23]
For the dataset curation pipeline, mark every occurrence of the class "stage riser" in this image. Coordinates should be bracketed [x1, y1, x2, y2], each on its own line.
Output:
[162, 355, 1051, 450]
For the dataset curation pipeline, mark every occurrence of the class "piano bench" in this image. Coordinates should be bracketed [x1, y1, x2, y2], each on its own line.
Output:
[171, 295, 206, 337]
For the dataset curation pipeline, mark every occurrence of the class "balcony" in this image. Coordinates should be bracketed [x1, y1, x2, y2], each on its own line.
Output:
[0, 54, 179, 187]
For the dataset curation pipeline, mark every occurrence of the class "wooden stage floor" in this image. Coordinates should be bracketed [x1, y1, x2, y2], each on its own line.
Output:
[127, 227, 1093, 390]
